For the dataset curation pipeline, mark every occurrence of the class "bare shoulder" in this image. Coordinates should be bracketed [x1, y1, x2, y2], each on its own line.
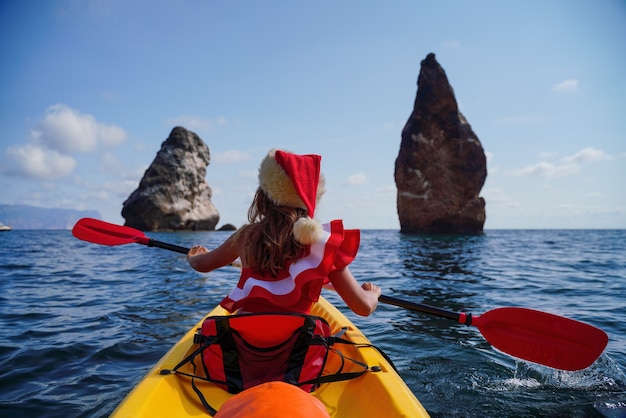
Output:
[231, 224, 254, 266]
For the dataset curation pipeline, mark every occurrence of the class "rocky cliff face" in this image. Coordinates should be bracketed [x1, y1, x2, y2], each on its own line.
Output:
[395, 53, 486, 234]
[122, 127, 219, 231]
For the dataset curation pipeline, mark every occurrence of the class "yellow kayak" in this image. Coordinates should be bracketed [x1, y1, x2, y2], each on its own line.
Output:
[111, 296, 430, 417]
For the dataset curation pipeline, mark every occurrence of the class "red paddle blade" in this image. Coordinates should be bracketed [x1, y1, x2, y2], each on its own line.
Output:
[472, 307, 608, 371]
[72, 218, 150, 246]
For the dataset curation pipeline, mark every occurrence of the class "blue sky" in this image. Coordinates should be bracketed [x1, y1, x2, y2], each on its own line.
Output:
[1, 0, 625, 229]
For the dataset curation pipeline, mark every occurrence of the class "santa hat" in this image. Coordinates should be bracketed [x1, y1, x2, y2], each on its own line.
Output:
[258, 148, 325, 244]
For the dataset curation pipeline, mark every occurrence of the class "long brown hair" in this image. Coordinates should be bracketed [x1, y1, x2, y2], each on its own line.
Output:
[235, 188, 307, 277]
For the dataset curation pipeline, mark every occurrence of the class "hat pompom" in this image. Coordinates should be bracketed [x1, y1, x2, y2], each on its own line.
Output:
[293, 216, 322, 245]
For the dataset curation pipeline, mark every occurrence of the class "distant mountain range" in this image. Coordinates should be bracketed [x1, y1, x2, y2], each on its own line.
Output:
[0, 205, 101, 230]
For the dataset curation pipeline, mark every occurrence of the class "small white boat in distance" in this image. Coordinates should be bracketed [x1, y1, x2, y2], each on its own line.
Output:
[0, 222, 12, 231]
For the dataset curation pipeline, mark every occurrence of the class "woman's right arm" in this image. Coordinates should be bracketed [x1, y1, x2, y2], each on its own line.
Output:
[328, 267, 381, 316]
[187, 234, 239, 273]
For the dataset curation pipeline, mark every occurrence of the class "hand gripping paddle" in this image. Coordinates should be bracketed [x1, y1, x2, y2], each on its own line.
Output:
[72, 218, 608, 371]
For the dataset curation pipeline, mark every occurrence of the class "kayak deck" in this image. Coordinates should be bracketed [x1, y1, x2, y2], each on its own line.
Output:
[111, 296, 429, 417]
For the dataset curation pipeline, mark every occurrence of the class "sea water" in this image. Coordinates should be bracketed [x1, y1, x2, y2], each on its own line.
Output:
[1, 229, 625, 417]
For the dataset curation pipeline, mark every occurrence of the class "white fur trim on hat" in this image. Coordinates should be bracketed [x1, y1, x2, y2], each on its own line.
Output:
[293, 216, 323, 245]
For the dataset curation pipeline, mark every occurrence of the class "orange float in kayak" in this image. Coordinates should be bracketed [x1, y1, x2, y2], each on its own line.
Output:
[215, 381, 330, 418]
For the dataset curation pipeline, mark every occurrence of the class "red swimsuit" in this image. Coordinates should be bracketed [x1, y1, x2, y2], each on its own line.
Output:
[220, 220, 360, 314]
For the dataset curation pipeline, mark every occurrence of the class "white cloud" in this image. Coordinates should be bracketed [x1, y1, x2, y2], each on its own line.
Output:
[561, 147, 611, 164]
[213, 150, 252, 164]
[512, 147, 611, 178]
[343, 172, 368, 186]
[31, 104, 127, 153]
[512, 161, 578, 177]
[552, 79, 579, 93]
[2, 104, 128, 180]
[5, 143, 76, 179]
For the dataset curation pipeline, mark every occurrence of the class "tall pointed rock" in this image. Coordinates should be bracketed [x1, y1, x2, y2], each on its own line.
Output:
[122, 127, 219, 231]
[395, 53, 487, 234]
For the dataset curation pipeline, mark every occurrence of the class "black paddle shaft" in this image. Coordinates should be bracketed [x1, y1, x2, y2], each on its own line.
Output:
[379, 295, 472, 325]
[148, 239, 190, 255]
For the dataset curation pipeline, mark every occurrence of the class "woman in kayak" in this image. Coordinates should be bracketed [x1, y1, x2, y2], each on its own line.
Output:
[187, 148, 381, 316]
